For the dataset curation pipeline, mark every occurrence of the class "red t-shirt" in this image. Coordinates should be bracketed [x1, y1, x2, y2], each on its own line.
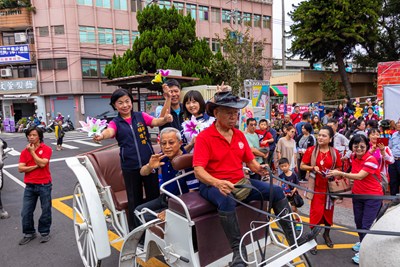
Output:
[351, 153, 383, 195]
[255, 129, 273, 148]
[19, 143, 52, 184]
[193, 123, 254, 184]
[290, 113, 302, 125]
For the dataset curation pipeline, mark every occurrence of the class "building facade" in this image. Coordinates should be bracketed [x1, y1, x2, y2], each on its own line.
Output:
[0, 0, 273, 127]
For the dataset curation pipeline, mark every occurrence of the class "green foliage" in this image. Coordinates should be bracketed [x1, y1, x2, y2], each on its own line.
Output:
[354, 0, 400, 67]
[320, 74, 346, 100]
[289, 0, 380, 97]
[0, 0, 31, 9]
[207, 28, 266, 96]
[105, 5, 214, 85]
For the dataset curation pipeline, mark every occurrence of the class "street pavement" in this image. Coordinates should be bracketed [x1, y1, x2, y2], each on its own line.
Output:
[0, 130, 360, 267]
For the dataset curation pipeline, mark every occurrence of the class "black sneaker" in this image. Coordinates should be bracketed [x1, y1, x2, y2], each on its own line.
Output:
[19, 234, 37, 245]
[39, 234, 51, 243]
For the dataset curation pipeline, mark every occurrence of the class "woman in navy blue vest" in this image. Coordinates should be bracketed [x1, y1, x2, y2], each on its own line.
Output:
[94, 89, 173, 230]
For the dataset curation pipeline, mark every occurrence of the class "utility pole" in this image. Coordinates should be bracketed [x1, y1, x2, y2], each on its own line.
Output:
[281, 0, 286, 69]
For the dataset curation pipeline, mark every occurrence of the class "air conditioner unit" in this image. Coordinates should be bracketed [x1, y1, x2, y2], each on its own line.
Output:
[14, 32, 27, 43]
[1, 68, 12, 78]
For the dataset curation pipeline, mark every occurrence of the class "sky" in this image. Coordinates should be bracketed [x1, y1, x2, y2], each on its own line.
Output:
[272, 0, 304, 59]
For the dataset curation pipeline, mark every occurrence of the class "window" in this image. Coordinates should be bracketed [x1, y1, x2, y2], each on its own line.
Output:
[211, 7, 220, 23]
[243, 13, 252, 27]
[55, 58, 68, 70]
[186, 4, 196, 19]
[39, 59, 53, 70]
[198, 6, 208, 21]
[263, 15, 271, 29]
[99, 59, 112, 77]
[96, 0, 110, 8]
[82, 59, 98, 77]
[232, 11, 242, 25]
[132, 31, 140, 44]
[2, 32, 14, 45]
[158, 0, 171, 9]
[204, 37, 210, 47]
[37, 27, 49, 37]
[114, 0, 127, 10]
[173, 2, 184, 15]
[222, 9, 230, 23]
[17, 65, 37, 78]
[115, 30, 130, 45]
[254, 14, 261, 28]
[98, 27, 113, 44]
[53, 25, 65, 35]
[211, 38, 220, 52]
[78, 0, 92, 5]
[79, 26, 96, 43]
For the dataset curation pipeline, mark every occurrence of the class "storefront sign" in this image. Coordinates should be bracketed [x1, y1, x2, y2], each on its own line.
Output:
[0, 79, 37, 93]
[0, 45, 30, 63]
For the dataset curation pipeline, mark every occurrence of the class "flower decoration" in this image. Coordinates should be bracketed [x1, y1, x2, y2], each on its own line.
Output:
[182, 115, 215, 138]
[151, 69, 170, 84]
[78, 117, 108, 137]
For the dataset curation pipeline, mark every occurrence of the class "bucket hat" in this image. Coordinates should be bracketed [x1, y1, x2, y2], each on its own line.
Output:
[206, 91, 249, 116]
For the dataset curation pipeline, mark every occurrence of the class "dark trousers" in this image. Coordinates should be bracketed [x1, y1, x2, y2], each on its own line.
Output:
[135, 194, 168, 225]
[21, 183, 52, 235]
[57, 137, 63, 146]
[388, 160, 400, 195]
[297, 155, 307, 180]
[122, 169, 159, 231]
[199, 179, 285, 212]
[352, 198, 382, 242]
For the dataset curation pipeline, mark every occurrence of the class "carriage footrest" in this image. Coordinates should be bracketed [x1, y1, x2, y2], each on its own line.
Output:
[266, 240, 316, 267]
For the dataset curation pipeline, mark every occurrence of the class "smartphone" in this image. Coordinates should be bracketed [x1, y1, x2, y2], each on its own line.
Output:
[377, 137, 389, 146]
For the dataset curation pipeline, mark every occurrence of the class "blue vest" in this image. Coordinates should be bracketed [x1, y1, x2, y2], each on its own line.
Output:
[113, 111, 154, 170]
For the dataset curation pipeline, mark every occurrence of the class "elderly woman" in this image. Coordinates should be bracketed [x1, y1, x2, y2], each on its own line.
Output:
[328, 134, 384, 264]
[300, 126, 342, 254]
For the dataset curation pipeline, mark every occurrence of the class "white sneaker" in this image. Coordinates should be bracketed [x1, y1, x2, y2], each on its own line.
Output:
[0, 209, 10, 219]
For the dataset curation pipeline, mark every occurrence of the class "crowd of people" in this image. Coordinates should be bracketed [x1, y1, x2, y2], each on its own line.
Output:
[10, 79, 399, 266]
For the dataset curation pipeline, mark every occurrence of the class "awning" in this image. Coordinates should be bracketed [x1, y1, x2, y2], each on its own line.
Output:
[270, 85, 288, 96]
[0, 94, 32, 100]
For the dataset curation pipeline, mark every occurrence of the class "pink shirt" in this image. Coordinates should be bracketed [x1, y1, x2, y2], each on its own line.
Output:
[108, 112, 154, 137]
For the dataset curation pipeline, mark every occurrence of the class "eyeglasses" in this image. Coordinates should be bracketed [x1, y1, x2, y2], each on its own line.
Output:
[160, 141, 178, 147]
[248, 123, 257, 126]
[353, 145, 367, 150]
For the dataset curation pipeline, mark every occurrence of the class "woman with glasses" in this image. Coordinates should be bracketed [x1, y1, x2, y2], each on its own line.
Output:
[300, 126, 342, 255]
[328, 134, 384, 264]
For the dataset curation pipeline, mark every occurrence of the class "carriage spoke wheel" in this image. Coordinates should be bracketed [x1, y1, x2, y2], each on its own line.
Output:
[73, 183, 101, 267]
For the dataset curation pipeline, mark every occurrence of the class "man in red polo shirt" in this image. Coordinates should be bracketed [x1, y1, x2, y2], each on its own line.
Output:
[18, 126, 53, 245]
[290, 104, 302, 125]
[193, 91, 319, 267]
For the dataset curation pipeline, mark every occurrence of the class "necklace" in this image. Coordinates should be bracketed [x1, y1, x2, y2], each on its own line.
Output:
[319, 151, 329, 166]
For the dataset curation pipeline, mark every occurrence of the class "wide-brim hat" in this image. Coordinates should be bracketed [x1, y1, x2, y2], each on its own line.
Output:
[206, 91, 249, 116]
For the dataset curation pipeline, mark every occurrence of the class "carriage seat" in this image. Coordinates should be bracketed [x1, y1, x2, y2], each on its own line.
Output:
[86, 147, 128, 211]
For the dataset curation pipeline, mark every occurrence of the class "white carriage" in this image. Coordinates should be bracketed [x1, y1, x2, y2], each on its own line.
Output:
[66, 146, 316, 267]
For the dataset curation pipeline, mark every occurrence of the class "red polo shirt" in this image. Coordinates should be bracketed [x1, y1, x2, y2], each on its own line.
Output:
[351, 153, 383, 195]
[193, 123, 254, 184]
[19, 143, 52, 184]
[290, 112, 302, 125]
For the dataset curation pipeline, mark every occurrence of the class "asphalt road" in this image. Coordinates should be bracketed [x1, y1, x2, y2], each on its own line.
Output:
[0, 130, 359, 267]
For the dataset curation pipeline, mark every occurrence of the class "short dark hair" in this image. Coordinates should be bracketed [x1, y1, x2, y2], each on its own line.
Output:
[367, 128, 380, 136]
[302, 123, 313, 134]
[25, 126, 44, 143]
[302, 112, 311, 120]
[259, 119, 268, 125]
[367, 120, 378, 129]
[110, 88, 134, 111]
[327, 118, 338, 124]
[247, 118, 256, 125]
[325, 109, 332, 115]
[278, 157, 290, 166]
[166, 79, 181, 89]
[349, 134, 370, 152]
[182, 90, 206, 119]
[355, 119, 365, 128]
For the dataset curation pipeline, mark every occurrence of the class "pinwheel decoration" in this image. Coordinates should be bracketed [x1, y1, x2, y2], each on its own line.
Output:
[79, 117, 108, 137]
[151, 69, 169, 84]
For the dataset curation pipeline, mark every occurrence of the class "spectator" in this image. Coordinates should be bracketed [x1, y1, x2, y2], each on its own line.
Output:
[328, 134, 384, 264]
[295, 112, 312, 136]
[33, 114, 41, 126]
[346, 119, 367, 139]
[333, 103, 345, 119]
[364, 107, 379, 122]
[245, 118, 268, 180]
[300, 126, 342, 255]
[311, 115, 323, 137]
[56, 112, 64, 123]
[344, 96, 355, 115]
[256, 119, 276, 165]
[276, 126, 297, 175]
[54, 120, 64, 151]
[388, 119, 400, 195]
[317, 101, 325, 118]
[93, 88, 173, 231]
[290, 104, 302, 125]
[296, 123, 316, 181]
[354, 102, 363, 119]
[18, 126, 53, 245]
[159, 79, 185, 132]
[321, 109, 333, 125]
[363, 98, 374, 114]
[327, 118, 349, 156]
[193, 91, 319, 266]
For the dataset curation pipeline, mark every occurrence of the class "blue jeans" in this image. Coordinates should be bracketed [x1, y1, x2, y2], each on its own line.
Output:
[21, 183, 52, 235]
[199, 179, 285, 212]
[388, 159, 400, 195]
[352, 198, 381, 242]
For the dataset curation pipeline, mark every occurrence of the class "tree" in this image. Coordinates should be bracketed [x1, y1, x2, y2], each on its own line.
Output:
[208, 28, 267, 96]
[105, 5, 214, 85]
[0, 0, 32, 9]
[289, 0, 380, 97]
[354, 0, 400, 67]
[320, 73, 346, 100]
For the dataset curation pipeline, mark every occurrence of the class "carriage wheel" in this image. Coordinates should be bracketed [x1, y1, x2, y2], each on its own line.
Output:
[272, 228, 311, 267]
[73, 183, 102, 267]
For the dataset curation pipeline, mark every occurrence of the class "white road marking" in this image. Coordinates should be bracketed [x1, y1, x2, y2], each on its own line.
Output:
[8, 149, 21, 156]
[4, 156, 76, 169]
[3, 169, 25, 188]
[73, 140, 101, 147]
[51, 143, 79, 149]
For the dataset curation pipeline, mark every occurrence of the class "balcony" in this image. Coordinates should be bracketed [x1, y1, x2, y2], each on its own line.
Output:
[0, 7, 32, 31]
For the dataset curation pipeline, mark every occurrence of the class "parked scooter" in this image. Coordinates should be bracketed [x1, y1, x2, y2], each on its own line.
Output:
[0, 138, 11, 219]
[22, 119, 34, 133]
[62, 115, 74, 132]
[45, 119, 56, 133]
